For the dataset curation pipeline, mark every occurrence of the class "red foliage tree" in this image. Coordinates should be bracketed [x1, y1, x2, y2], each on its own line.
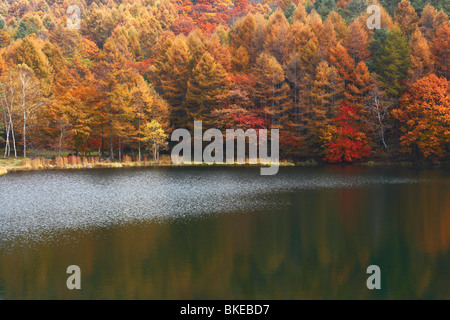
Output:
[322, 103, 372, 163]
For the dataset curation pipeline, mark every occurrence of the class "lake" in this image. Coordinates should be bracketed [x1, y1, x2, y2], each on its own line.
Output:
[0, 166, 449, 299]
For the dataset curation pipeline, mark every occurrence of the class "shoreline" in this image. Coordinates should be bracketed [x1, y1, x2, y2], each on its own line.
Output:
[0, 159, 295, 176]
[0, 159, 448, 177]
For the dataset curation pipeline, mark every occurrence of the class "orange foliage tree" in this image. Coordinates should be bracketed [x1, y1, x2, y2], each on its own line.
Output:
[393, 74, 450, 160]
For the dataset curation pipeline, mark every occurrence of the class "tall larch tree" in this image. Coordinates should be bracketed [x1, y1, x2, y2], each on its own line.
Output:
[419, 3, 448, 41]
[345, 19, 370, 65]
[185, 52, 229, 128]
[158, 36, 191, 128]
[293, 2, 308, 24]
[253, 51, 291, 125]
[329, 43, 355, 102]
[408, 29, 434, 83]
[264, 9, 290, 64]
[431, 22, 450, 80]
[309, 61, 341, 138]
[394, 0, 419, 38]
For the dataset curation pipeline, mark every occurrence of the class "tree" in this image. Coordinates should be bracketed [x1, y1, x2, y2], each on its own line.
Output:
[337, 0, 367, 23]
[345, 19, 370, 65]
[15, 21, 36, 39]
[394, 0, 419, 38]
[347, 61, 372, 110]
[408, 29, 434, 83]
[9, 36, 54, 90]
[307, 61, 341, 152]
[253, 51, 291, 126]
[213, 73, 266, 132]
[1, 69, 18, 159]
[310, 61, 340, 126]
[158, 36, 191, 128]
[264, 10, 290, 64]
[48, 65, 96, 157]
[372, 27, 410, 99]
[142, 120, 168, 161]
[419, 3, 444, 41]
[185, 52, 229, 127]
[234, 0, 249, 16]
[322, 102, 372, 163]
[315, 0, 336, 20]
[318, 18, 338, 61]
[293, 2, 308, 24]
[431, 22, 450, 79]
[231, 46, 250, 73]
[329, 43, 355, 101]
[367, 27, 389, 72]
[325, 11, 349, 42]
[392, 74, 449, 160]
[0, 30, 10, 48]
[16, 64, 46, 158]
[363, 79, 393, 150]
[231, 13, 256, 52]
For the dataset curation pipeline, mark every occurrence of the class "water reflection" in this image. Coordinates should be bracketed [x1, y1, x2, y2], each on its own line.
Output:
[0, 167, 448, 299]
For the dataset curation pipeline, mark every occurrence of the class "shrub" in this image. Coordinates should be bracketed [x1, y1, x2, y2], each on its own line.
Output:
[123, 155, 132, 164]
[55, 156, 64, 167]
[32, 158, 42, 169]
[22, 158, 31, 167]
[68, 156, 76, 165]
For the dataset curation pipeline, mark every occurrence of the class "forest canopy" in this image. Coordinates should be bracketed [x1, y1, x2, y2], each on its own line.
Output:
[0, 0, 449, 163]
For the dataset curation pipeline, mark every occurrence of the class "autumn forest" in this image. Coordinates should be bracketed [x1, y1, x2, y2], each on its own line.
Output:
[0, 0, 449, 164]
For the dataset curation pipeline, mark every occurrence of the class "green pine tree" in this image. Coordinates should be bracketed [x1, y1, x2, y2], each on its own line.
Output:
[373, 27, 411, 99]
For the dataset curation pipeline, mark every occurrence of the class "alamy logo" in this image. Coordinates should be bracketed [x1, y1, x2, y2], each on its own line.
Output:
[171, 121, 280, 175]
[67, 5, 81, 30]
[366, 265, 381, 290]
[367, 5, 381, 30]
[66, 265, 81, 290]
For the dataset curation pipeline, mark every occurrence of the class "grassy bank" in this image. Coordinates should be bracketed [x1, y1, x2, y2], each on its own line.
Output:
[1, 155, 445, 177]
[0, 155, 294, 175]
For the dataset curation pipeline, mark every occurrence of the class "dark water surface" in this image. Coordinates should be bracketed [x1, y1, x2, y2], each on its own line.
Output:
[0, 166, 449, 299]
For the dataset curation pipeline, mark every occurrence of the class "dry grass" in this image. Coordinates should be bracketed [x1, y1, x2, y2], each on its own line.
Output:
[55, 156, 64, 167]
[82, 157, 90, 167]
[31, 158, 42, 169]
[0, 153, 282, 173]
[22, 158, 32, 168]
[159, 155, 172, 164]
[123, 155, 132, 164]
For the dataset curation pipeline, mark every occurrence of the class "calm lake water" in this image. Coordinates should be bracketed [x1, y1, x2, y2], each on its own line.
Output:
[0, 166, 449, 299]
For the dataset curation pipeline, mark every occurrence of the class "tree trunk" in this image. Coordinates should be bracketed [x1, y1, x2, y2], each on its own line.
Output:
[101, 124, 104, 157]
[23, 116, 27, 158]
[110, 135, 114, 160]
[58, 129, 64, 157]
[9, 116, 17, 159]
[138, 115, 141, 162]
[4, 122, 10, 158]
[119, 136, 122, 162]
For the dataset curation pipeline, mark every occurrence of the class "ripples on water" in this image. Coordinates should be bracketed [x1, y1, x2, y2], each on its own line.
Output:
[0, 167, 418, 244]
